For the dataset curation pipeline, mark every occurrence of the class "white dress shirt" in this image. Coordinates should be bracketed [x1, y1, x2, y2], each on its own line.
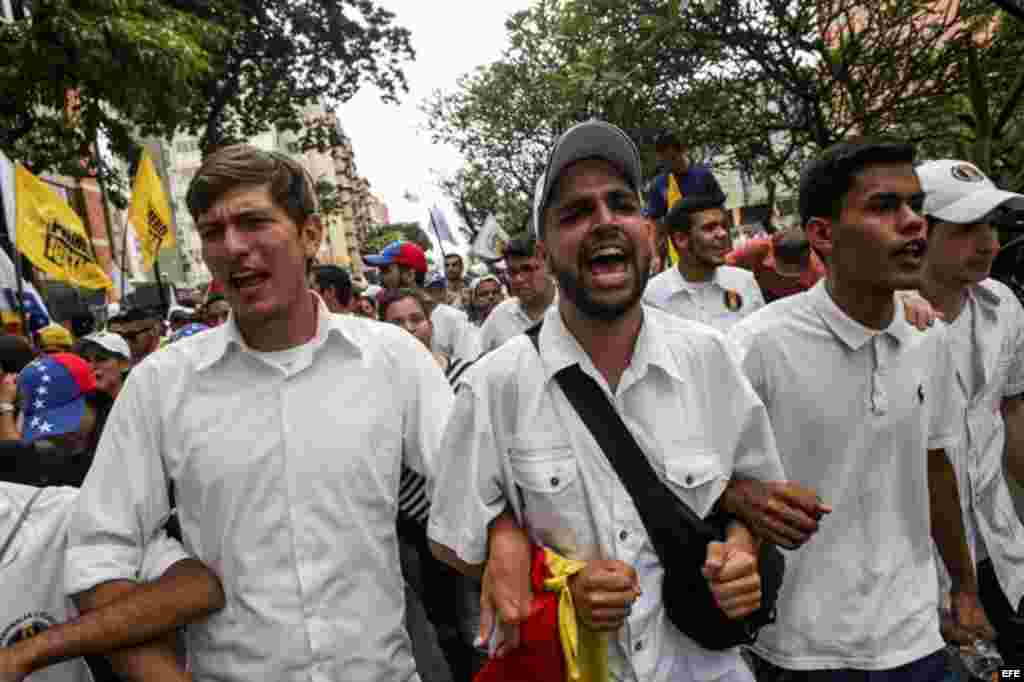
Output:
[431, 302, 481, 361]
[429, 304, 785, 682]
[2, 484, 186, 682]
[65, 297, 454, 682]
[643, 265, 765, 332]
[478, 297, 547, 355]
[729, 280, 961, 671]
[938, 280, 1024, 609]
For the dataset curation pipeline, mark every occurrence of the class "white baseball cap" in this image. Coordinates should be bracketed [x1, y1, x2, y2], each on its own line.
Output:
[80, 331, 131, 360]
[918, 160, 1024, 224]
[532, 120, 643, 236]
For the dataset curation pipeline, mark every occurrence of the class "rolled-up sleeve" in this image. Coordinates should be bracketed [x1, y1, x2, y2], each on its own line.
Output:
[138, 528, 191, 582]
[65, 363, 171, 596]
[928, 329, 963, 452]
[396, 329, 455, 483]
[428, 381, 507, 565]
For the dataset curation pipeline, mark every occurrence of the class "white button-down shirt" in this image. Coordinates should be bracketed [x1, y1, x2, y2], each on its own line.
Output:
[65, 298, 454, 682]
[429, 304, 785, 682]
[431, 302, 481, 361]
[3, 483, 186, 682]
[478, 297, 548, 355]
[643, 265, 765, 332]
[939, 280, 1024, 609]
[729, 280, 960, 671]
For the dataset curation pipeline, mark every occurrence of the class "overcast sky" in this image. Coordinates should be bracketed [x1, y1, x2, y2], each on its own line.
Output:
[335, 0, 529, 247]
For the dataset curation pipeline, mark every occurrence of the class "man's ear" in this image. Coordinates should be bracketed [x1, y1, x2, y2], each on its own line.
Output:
[805, 217, 834, 264]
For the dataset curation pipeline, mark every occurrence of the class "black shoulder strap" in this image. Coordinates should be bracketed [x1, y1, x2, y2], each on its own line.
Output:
[525, 318, 712, 549]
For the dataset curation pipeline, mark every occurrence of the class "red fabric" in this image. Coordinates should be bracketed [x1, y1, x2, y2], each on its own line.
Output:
[726, 235, 825, 300]
[473, 546, 565, 682]
[51, 352, 97, 393]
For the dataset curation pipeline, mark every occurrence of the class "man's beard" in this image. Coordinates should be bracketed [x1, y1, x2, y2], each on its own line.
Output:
[551, 243, 651, 322]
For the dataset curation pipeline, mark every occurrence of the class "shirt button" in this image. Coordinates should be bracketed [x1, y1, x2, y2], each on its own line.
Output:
[550, 476, 560, 487]
[634, 639, 644, 652]
[685, 474, 694, 485]
[619, 530, 628, 541]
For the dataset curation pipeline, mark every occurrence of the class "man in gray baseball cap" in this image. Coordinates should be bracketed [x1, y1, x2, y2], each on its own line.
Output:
[430, 120, 782, 681]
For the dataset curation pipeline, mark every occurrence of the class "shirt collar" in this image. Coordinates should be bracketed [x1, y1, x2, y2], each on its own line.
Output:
[536, 305, 685, 386]
[809, 279, 914, 351]
[196, 292, 360, 373]
[666, 265, 724, 295]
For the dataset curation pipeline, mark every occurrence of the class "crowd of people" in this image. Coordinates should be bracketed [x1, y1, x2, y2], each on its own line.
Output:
[0, 120, 1022, 682]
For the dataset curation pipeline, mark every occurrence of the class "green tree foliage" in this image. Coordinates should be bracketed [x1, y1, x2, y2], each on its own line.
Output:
[363, 222, 430, 255]
[1, 0, 414, 203]
[426, 0, 1024, 221]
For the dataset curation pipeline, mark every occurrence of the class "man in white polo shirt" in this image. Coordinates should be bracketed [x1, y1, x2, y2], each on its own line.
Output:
[915, 159, 1024, 663]
[729, 140, 992, 681]
[429, 119, 785, 682]
[478, 237, 556, 354]
[64, 146, 453, 681]
[644, 195, 764, 332]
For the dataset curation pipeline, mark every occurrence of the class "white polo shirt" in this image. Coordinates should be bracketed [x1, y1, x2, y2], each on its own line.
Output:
[2, 484, 186, 682]
[939, 280, 1024, 609]
[429, 304, 785, 682]
[643, 265, 765, 332]
[65, 297, 454, 682]
[729, 280, 961, 671]
[431, 302, 481, 362]
[478, 297, 550, 355]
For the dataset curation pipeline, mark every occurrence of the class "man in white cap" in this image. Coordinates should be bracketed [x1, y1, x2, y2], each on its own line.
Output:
[915, 159, 1024, 663]
[428, 120, 786, 682]
[74, 331, 132, 399]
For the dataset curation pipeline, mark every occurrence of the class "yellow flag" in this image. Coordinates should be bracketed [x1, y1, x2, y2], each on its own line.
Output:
[14, 165, 113, 290]
[128, 150, 176, 270]
[666, 173, 683, 266]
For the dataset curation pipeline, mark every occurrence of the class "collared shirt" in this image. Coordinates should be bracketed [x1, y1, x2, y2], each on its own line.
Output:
[431, 302, 481, 362]
[429, 304, 784, 682]
[65, 297, 454, 682]
[729, 280, 960, 671]
[2, 483, 186, 682]
[643, 265, 765, 333]
[478, 297, 549, 355]
[939, 280, 1024, 609]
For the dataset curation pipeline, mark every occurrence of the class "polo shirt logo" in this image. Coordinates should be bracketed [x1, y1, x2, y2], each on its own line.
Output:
[724, 289, 743, 312]
[918, 384, 925, 404]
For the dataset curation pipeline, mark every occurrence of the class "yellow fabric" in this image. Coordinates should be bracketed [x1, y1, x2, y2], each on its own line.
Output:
[38, 324, 73, 349]
[543, 548, 608, 682]
[128, 150, 176, 269]
[14, 165, 113, 290]
[666, 173, 682, 266]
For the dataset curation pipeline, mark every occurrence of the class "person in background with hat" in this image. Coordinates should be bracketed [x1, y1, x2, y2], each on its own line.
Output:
[913, 159, 1024, 663]
[429, 120, 781, 682]
[644, 195, 765, 332]
[469, 275, 502, 326]
[367, 240, 481, 362]
[74, 332, 132, 400]
[108, 307, 162, 365]
[37, 323, 74, 355]
[423, 270, 451, 311]
[726, 225, 827, 303]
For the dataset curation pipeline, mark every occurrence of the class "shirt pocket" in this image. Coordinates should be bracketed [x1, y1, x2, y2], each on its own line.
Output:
[663, 448, 728, 518]
[508, 439, 589, 556]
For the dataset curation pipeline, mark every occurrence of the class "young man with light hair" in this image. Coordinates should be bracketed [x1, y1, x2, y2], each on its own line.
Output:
[915, 159, 1024, 663]
[64, 145, 454, 681]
